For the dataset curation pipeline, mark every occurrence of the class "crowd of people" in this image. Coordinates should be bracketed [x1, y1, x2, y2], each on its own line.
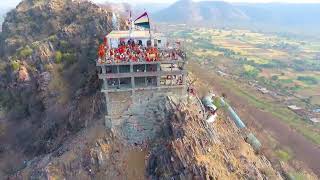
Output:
[97, 39, 185, 64]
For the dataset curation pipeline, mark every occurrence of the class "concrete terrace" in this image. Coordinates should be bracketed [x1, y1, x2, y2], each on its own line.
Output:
[97, 30, 187, 117]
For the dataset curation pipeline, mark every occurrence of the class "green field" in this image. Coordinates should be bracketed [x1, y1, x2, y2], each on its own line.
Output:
[217, 76, 320, 145]
[169, 27, 320, 145]
[172, 28, 320, 106]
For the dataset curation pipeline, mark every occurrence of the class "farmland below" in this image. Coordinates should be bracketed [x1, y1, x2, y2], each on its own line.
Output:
[171, 27, 320, 112]
[171, 27, 320, 140]
[166, 27, 320, 176]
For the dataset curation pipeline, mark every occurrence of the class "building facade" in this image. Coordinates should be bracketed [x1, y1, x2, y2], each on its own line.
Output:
[97, 30, 187, 118]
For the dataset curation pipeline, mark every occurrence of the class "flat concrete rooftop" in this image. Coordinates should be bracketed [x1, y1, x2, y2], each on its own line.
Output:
[96, 59, 185, 66]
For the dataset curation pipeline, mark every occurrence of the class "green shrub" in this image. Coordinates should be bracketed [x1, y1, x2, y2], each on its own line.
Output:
[63, 53, 76, 65]
[0, 61, 6, 72]
[55, 51, 63, 63]
[279, 79, 294, 84]
[59, 40, 69, 50]
[242, 65, 260, 79]
[271, 75, 279, 81]
[276, 149, 292, 162]
[290, 85, 302, 91]
[0, 123, 5, 137]
[31, 41, 40, 49]
[0, 90, 13, 110]
[11, 61, 20, 71]
[289, 172, 306, 180]
[18, 46, 33, 58]
[297, 76, 318, 85]
[48, 35, 57, 42]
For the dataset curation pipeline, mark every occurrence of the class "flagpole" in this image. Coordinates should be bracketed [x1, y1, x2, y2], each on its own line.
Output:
[147, 12, 152, 42]
[129, 11, 133, 39]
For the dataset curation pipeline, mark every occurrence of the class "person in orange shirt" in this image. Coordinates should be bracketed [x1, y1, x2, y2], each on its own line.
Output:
[133, 55, 138, 62]
[146, 54, 151, 62]
[98, 44, 105, 60]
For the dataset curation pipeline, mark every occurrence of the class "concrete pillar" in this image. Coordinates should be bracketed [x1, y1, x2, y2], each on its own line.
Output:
[103, 78, 108, 90]
[130, 63, 133, 73]
[157, 63, 161, 87]
[117, 65, 120, 73]
[105, 117, 112, 130]
[182, 73, 186, 85]
[131, 77, 135, 90]
[101, 66, 106, 74]
[105, 93, 110, 115]
[130, 63, 135, 91]
[157, 76, 161, 87]
[171, 76, 173, 86]
[181, 75, 186, 95]
[170, 63, 173, 86]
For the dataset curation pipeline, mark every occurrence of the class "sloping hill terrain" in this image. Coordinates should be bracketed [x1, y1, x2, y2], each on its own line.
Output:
[0, 0, 316, 179]
[10, 95, 284, 179]
[98, 2, 170, 14]
[153, 0, 249, 24]
[153, 0, 320, 34]
[237, 3, 320, 27]
[0, 7, 12, 31]
[0, 0, 127, 176]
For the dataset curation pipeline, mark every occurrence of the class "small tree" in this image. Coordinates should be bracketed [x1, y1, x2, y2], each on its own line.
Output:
[271, 75, 279, 81]
[59, 40, 69, 50]
[63, 53, 76, 65]
[297, 76, 318, 85]
[18, 46, 33, 58]
[55, 51, 63, 64]
[48, 35, 57, 42]
[11, 60, 20, 71]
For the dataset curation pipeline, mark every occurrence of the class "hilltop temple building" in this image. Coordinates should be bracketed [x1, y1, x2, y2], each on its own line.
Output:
[96, 30, 187, 118]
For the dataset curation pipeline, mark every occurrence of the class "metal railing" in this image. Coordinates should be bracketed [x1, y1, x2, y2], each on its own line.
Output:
[97, 49, 186, 65]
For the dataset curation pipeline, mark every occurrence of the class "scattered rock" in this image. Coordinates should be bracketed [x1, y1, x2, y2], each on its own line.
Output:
[17, 66, 30, 82]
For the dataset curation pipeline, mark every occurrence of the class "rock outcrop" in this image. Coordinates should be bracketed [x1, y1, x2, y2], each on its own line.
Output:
[0, 0, 126, 176]
[9, 95, 283, 179]
[0, 0, 288, 179]
[145, 96, 282, 180]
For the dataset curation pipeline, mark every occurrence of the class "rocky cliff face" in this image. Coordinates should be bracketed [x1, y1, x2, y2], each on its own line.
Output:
[8, 95, 283, 179]
[0, 0, 288, 179]
[0, 0, 127, 176]
[145, 96, 282, 180]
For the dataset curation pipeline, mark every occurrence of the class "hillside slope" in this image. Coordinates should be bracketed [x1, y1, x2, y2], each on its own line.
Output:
[0, 0, 302, 179]
[0, 7, 11, 31]
[153, 0, 320, 34]
[10, 95, 283, 179]
[0, 0, 127, 176]
[153, 0, 249, 25]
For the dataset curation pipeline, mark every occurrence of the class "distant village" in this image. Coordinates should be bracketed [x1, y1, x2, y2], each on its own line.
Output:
[216, 69, 320, 125]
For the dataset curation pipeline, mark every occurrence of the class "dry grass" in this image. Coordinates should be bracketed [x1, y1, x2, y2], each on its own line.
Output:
[47, 65, 71, 104]
[195, 115, 280, 179]
[194, 50, 223, 57]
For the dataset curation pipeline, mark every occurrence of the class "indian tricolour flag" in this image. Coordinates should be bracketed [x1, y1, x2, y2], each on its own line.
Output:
[134, 12, 150, 29]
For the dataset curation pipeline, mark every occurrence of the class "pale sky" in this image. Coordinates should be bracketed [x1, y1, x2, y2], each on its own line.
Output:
[1, 0, 320, 8]
[96, 0, 320, 3]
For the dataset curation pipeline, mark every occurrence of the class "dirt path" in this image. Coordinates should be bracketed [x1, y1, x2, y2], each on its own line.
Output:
[189, 62, 320, 176]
